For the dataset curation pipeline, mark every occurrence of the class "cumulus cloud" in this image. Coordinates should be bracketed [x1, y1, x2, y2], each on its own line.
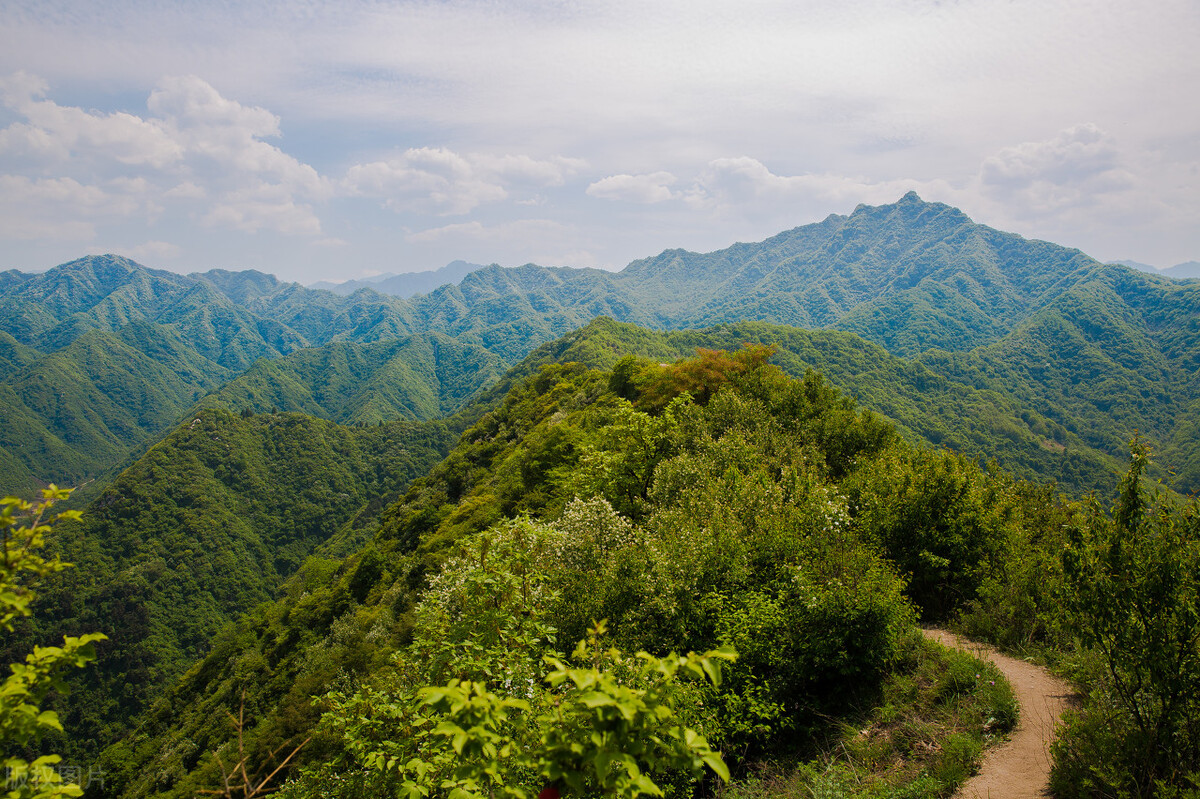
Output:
[587, 172, 678, 204]
[977, 123, 1135, 216]
[685, 157, 931, 214]
[0, 73, 600, 263]
[148, 75, 327, 198]
[164, 181, 207, 200]
[202, 183, 323, 235]
[345, 148, 581, 215]
[0, 71, 183, 169]
[0, 72, 329, 238]
[404, 218, 590, 266]
[345, 148, 507, 215]
[473, 154, 586, 187]
[0, 175, 137, 239]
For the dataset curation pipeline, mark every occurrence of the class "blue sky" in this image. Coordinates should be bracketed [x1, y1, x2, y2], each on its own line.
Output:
[1, 0, 1197, 284]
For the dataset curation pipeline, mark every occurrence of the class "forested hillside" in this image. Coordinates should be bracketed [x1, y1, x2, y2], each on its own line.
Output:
[6, 193, 1200, 797]
[196, 333, 507, 424]
[12, 315, 1118, 789]
[922, 266, 1200, 492]
[10, 312, 1198, 797]
[0, 260, 505, 495]
[87, 345, 1037, 799]
[16, 409, 455, 760]
[618, 192, 1097, 354]
[507, 319, 1122, 494]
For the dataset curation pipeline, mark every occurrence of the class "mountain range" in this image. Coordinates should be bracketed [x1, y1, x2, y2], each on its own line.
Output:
[7, 192, 1200, 797]
[3, 192, 1198, 500]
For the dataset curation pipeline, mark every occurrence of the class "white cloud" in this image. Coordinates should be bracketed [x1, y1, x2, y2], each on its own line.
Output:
[119, 240, 182, 261]
[587, 172, 678, 204]
[473, 154, 586, 187]
[203, 187, 322, 236]
[977, 123, 1135, 216]
[0, 72, 328, 237]
[686, 157, 932, 214]
[0, 175, 138, 239]
[0, 70, 182, 169]
[345, 148, 583, 215]
[148, 75, 327, 198]
[164, 180, 206, 199]
[345, 148, 506, 215]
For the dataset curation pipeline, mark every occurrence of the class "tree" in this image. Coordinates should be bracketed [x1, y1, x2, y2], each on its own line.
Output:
[282, 520, 733, 799]
[1056, 442, 1200, 794]
[1, 487, 105, 799]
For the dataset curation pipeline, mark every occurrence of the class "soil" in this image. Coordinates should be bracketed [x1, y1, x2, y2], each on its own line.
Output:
[922, 628, 1074, 799]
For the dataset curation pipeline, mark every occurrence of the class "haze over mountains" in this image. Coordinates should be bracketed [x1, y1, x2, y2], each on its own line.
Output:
[1111, 259, 1200, 280]
[308, 260, 485, 297]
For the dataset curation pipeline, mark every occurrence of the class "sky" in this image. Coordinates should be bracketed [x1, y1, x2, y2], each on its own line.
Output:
[0, 0, 1197, 284]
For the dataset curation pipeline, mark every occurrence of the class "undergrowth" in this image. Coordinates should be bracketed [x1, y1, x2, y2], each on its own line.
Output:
[719, 631, 1017, 799]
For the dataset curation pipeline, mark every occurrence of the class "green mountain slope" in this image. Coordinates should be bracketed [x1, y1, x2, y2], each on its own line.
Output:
[919, 266, 1200, 491]
[472, 317, 1121, 495]
[0, 263, 512, 494]
[89, 330, 1058, 799]
[0, 323, 231, 494]
[614, 192, 1098, 355]
[197, 332, 508, 423]
[21, 407, 455, 759]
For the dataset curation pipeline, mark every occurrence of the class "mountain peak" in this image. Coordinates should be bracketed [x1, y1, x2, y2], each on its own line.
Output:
[54, 253, 144, 278]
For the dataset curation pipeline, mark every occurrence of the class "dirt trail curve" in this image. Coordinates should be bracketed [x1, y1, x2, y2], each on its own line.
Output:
[922, 628, 1075, 799]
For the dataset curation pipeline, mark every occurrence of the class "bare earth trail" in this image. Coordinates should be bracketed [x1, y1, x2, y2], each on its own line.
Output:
[923, 629, 1075, 799]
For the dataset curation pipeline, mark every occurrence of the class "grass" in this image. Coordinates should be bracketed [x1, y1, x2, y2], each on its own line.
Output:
[718, 630, 1017, 799]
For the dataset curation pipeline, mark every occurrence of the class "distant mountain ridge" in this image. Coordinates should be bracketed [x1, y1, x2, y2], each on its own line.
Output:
[1110, 259, 1200, 280]
[309, 260, 486, 297]
[1165, 261, 1200, 279]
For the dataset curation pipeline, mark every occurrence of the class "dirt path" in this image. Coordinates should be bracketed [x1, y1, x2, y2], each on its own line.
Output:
[922, 629, 1074, 799]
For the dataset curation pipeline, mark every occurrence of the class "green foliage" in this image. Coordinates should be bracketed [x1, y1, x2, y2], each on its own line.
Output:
[846, 449, 1017, 620]
[198, 333, 508, 425]
[953, 481, 1076, 652]
[14, 195, 1200, 796]
[712, 553, 914, 746]
[516, 318, 1126, 496]
[1, 491, 79, 632]
[282, 522, 732, 799]
[1, 487, 105, 799]
[633, 344, 778, 409]
[715, 635, 1016, 799]
[17, 409, 453, 764]
[85, 339, 1059, 797]
[1053, 442, 1200, 796]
